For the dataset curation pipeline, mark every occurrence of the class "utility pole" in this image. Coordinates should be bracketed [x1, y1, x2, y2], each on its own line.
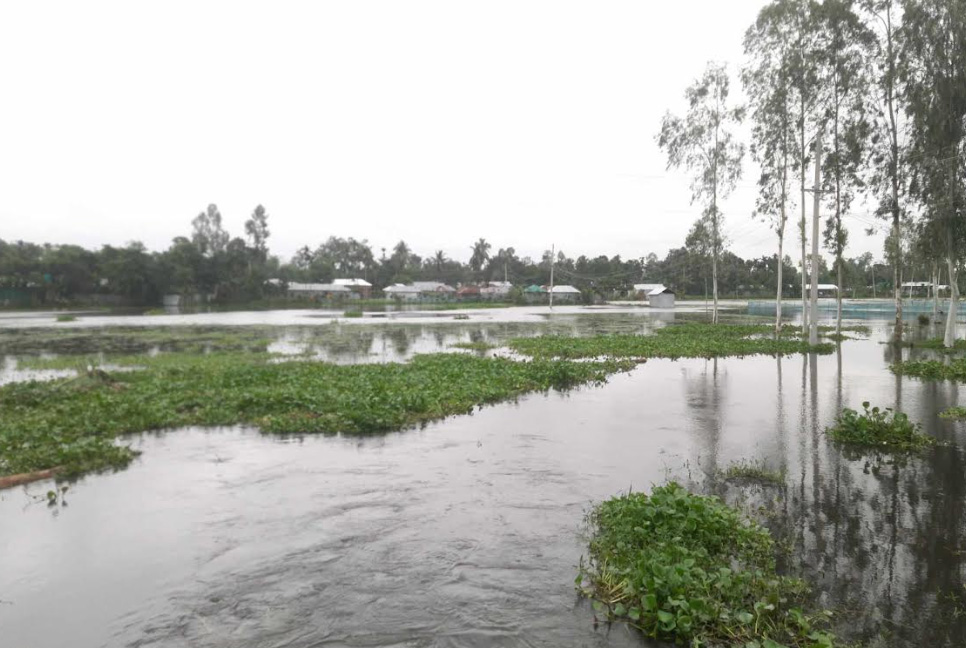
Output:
[549, 243, 555, 310]
[808, 127, 823, 345]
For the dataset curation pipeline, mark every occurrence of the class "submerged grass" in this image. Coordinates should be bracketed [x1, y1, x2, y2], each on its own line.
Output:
[827, 402, 935, 452]
[509, 322, 834, 360]
[578, 482, 837, 646]
[450, 341, 498, 352]
[721, 459, 785, 486]
[0, 353, 633, 479]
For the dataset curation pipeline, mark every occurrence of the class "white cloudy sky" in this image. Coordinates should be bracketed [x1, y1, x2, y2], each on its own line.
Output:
[0, 0, 885, 266]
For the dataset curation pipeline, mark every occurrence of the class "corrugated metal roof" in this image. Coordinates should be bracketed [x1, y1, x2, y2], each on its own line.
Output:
[549, 285, 581, 294]
[288, 282, 350, 292]
[334, 278, 372, 287]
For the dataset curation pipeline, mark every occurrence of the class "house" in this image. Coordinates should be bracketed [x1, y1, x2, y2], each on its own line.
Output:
[480, 281, 513, 300]
[523, 284, 547, 303]
[634, 283, 666, 300]
[648, 286, 676, 308]
[412, 281, 457, 300]
[334, 278, 373, 299]
[456, 285, 481, 300]
[901, 281, 948, 298]
[286, 282, 351, 299]
[816, 283, 838, 298]
[549, 285, 581, 303]
[383, 284, 421, 300]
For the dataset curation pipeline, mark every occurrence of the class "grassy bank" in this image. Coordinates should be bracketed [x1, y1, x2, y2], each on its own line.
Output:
[0, 353, 632, 479]
[578, 483, 836, 646]
[509, 323, 835, 360]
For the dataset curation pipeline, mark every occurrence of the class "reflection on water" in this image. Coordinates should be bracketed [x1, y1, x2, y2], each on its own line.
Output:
[2, 321, 966, 646]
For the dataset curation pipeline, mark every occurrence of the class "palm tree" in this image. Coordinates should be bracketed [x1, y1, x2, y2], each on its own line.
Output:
[469, 238, 491, 278]
[433, 250, 447, 272]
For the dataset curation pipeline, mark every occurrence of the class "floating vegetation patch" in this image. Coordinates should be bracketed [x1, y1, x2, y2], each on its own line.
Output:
[721, 459, 785, 486]
[0, 326, 275, 356]
[892, 357, 966, 381]
[827, 402, 936, 452]
[509, 322, 834, 360]
[342, 310, 364, 318]
[0, 353, 633, 480]
[939, 406, 966, 420]
[577, 482, 837, 647]
[899, 337, 966, 353]
[55, 314, 77, 322]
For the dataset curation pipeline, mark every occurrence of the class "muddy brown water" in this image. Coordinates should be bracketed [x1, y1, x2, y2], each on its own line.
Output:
[2, 312, 966, 647]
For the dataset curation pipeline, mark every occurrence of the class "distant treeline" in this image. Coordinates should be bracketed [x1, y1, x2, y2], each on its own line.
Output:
[0, 204, 910, 308]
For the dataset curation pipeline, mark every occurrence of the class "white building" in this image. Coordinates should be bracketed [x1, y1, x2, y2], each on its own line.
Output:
[383, 284, 421, 300]
[549, 285, 581, 302]
[286, 282, 351, 298]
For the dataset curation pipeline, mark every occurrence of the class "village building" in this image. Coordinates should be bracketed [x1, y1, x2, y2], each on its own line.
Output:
[548, 285, 581, 303]
[286, 282, 351, 299]
[333, 278, 373, 299]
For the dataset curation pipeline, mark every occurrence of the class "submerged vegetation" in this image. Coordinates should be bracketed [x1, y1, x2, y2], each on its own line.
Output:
[827, 402, 935, 452]
[509, 322, 834, 360]
[450, 341, 498, 352]
[721, 459, 785, 486]
[0, 352, 632, 479]
[578, 483, 836, 647]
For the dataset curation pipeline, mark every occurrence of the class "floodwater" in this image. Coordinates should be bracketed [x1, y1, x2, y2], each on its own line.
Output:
[2, 311, 966, 647]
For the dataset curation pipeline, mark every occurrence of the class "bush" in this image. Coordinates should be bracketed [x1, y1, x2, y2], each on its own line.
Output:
[918, 313, 930, 325]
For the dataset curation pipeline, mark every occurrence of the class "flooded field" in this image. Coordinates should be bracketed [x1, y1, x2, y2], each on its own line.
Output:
[2, 307, 965, 647]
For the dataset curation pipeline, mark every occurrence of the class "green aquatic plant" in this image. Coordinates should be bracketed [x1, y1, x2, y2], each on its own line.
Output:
[827, 402, 935, 451]
[55, 314, 77, 322]
[0, 353, 633, 480]
[939, 406, 966, 420]
[342, 310, 364, 318]
[509, 322, 833, 360]
[721, 459, 785, 486]
[898, 337, 966, 352]
[578, 483, 837, 646]
[892, 357, 966, 381]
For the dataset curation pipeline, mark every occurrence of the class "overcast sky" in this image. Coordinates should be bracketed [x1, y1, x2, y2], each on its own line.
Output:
[0, 0, 885, 267]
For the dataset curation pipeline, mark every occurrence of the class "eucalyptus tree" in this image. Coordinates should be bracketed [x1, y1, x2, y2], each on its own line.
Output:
[815, 0, 875, 333]
[863, 0, 907, 341]
[900, 0, 966, 347]
[785, 0, 822, 328]
[244, 205, 270, 259]
[658, 62, 745, 323]
[191, 204, 230, 257]
[743, 0, 800, 333]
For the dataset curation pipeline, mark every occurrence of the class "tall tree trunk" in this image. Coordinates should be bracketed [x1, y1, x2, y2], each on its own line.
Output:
[932, 262, 939, 320]
[800, 193, 808, 329]
[836, 262, 843, 333]
[945, 223, 958, 348]
[776, 228, 785, 335]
